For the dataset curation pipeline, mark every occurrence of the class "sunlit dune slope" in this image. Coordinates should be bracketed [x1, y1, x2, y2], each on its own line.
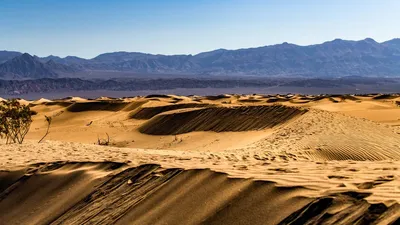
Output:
[244, 109, 400, 161]
[129, 103, 211, 119]
[22, 93, 400, 155]
[0, 162, 310, 225]
[1, 162, 398, 225]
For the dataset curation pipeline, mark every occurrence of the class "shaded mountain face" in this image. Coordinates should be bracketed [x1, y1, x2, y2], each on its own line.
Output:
[2, 38, 400, 78]
[382, 38, 400, 51]
[0, 53, 58, 79]
[0, 53, 78, 79]
[92, 52, 157, 63]
[0, 51, 22, 64]
[40, 55, 88, 65]
[79, 38, 400, 77]
[45, 59, 80, 73]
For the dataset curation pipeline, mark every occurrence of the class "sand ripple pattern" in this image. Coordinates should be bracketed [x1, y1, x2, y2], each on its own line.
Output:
[2, 162, 398, 225]
[244, 109, 400, 161]
[139, 105, 307, 135]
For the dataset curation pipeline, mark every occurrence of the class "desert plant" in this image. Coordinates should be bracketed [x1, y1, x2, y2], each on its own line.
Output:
[0, 99, 34, 144]
[97, 133, 110, 145]
[38, 115, 52, 143]
[38, 110, 63, 143]
[173, 135, 182, 143]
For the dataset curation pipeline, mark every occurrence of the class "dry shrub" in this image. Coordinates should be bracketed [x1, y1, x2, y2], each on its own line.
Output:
[97, 133, 110, 146]
[38, 115, 52, 143]
[0, 99, 34, 144]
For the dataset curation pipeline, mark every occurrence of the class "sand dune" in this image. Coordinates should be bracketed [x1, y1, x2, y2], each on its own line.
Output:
[373, 94, 400, 100]
[280, 193, 400, 224]
[30, 98, 52, 105]
[129, 103, 211, 119]
[57, 96, 88, 102]
[0, 93, 400, 224]
[243, 109, 400, 161]
[122, 100, 149, 111]
[1, 140, 399, 203]
[2, 162, 397, 225]
[140, 105, 307, 135]
[66, 101, 129, 112]
[21, 93, 400, 159]
[0, 162, 309, 225]
[16, 98, 32, 105]
[144, 94, 172, 99]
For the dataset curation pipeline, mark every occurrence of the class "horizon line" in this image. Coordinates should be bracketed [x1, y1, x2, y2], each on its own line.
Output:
[2, 37, 399, 60]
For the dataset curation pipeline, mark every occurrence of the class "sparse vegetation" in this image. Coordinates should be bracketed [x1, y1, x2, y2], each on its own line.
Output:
[97, 133, 110, 146]
[38, 110, 63, 143]
[173, 135, 183, 143]
[0, 99, 34, 144]
[38, 115, 52, 143]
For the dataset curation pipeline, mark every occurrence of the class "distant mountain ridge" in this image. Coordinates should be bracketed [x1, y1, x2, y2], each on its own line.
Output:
[0, 53, 58, 79]
[0, 51, 22, 64]
[0, 53, 79, 79]
[2, 38, 400, 79]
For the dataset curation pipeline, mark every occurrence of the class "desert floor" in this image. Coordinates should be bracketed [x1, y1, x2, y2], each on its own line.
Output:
[0, 93, 399, 224]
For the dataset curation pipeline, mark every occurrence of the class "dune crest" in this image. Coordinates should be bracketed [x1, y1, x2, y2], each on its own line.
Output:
[2, 162, 398, 225]
[139, 105, 307, 135]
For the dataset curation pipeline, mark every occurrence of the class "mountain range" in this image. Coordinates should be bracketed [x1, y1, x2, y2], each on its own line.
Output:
[1, 38, 400, 79]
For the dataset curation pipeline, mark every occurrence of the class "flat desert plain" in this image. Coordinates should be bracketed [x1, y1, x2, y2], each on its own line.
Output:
[0, 93, 400, 224]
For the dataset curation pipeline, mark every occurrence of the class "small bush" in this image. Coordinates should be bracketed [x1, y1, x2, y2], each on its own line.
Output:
[38, 110, 63, 143]
[38, 115, 52, 143]
[0, 99, 34, 144]
[97, 133, 110, 146]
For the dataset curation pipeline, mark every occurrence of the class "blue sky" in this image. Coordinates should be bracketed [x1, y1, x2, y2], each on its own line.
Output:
[0, 0, 399, 58]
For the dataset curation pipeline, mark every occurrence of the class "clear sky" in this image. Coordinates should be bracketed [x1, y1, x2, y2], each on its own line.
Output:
[0, 0, 399, 58]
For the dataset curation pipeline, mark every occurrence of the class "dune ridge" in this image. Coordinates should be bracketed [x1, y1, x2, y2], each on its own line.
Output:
[280, 192, 400, 224]
[2, 162, 397, 225]
[66, 101, 129, 112]
[242, 109, 400, 161]
[139, 105, 307, 135]
[129, 103, 211, 119]
[0, 162, 311, 225]
[122, 100, 149, 111]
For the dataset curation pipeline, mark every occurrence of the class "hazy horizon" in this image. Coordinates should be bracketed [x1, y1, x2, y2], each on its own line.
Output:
[2, 37, 398, 60]
[1, 0, 399, 58]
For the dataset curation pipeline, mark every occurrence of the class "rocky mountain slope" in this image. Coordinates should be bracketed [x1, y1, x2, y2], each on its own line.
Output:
[0, 50, 22, 64]
[2, 38, 400, 78]
[0, 53, 77, 79]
